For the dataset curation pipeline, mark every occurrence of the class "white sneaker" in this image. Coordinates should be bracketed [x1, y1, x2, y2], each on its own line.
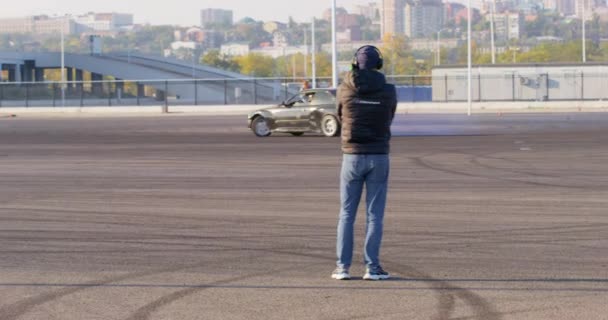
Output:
[331, 268, 351, 280]
[363, 266, 390, 280]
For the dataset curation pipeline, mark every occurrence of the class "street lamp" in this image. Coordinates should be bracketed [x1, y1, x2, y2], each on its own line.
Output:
[509, 47, 520, 63]
[490, 0, 496, 64]
[311, 17, 317, 89]
[467, 0, 472, 116]
[331, 0, 338, 88]
[435, 28, 449, 66]
[61, 15, 67, 107]
[304, 25, 308, 79]
[191, 49, 197, 79]
[582, 1, 587, 63]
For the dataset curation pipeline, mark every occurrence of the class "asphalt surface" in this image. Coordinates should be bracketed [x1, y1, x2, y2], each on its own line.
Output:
[0, 113, 607, 320]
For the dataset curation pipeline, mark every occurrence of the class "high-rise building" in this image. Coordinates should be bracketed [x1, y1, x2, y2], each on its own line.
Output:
[0, 13, 132, 35]
[353, 3, 381, 23]
[381, 0, 406, 36]
[544, 0, 558, 11]
[556, 0, 576, 15]
[0, 15, 76, 35]
[73, 13, 133, 32]
[200, 8, 233, 28]
[494, 12, 524, 41]
[404, 0, 444, 38]
[576, 0, 595, 20]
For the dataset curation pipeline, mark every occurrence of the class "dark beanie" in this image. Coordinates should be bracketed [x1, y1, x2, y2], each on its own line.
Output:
[356, 46, 380, 70]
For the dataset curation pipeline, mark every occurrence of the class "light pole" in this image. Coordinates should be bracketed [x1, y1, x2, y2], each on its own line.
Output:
[582, 1, 587, 63]
[436, 30, 441, 65]
[61, 15, 66, 107]
[331, 0, 338, 88]
[304, 25, 308, 79]
[510, 47, 520, 63]
[292, 54, 296, 81]
[435, 28, 448, 66]
[467, 0, 472, 116]
[192, 50, 196, 79]
[490, 0, 496, 64]
[311, 17, 317, 89]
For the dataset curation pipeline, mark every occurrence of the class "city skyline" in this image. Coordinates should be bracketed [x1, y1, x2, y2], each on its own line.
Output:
[0, 0, 376, 26]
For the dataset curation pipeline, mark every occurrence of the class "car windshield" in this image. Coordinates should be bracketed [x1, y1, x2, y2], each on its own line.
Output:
[285, 90, 336, 106]
[285, 93, 307, 105]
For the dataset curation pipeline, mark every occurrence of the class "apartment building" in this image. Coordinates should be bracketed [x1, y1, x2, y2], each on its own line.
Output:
[404, 0, 444, 38]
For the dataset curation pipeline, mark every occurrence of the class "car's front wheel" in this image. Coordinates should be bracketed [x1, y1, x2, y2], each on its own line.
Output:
[321, 115, 340, 137]
[251, 116, 271, 137]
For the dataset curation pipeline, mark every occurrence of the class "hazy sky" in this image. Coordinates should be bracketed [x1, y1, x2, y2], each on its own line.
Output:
[0, 0, 376, 26]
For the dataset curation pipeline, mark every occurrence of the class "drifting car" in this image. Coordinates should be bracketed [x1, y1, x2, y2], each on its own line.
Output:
[248, 89, 340, 137]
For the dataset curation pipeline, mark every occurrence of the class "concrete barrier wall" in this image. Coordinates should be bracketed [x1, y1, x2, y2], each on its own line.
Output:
[2, 101, 608, 117]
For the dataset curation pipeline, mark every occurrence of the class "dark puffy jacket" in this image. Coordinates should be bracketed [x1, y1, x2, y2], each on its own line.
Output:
[337, 69, 397, 154]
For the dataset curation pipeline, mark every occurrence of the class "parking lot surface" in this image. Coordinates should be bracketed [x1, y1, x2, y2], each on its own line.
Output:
[0, 113, 607, 320]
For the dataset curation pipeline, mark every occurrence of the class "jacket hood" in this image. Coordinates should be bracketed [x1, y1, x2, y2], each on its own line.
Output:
[342, 69, 387, 95]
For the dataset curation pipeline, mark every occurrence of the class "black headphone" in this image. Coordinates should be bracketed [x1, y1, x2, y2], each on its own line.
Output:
[351, 45, 384, 70]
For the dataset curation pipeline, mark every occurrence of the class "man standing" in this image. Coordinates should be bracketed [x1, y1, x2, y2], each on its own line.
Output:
[332, 46, 397, 281]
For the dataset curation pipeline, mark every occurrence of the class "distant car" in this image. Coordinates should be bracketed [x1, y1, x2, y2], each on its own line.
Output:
[248, 89, 340, 137]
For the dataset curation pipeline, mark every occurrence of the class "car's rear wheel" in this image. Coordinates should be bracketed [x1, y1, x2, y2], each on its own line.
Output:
[290, 132, 304, 136]
[252, 116, 271, 137]
[321, 115, 340, 137]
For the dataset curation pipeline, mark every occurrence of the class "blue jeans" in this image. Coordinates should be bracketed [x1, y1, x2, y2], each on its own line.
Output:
[337, 154, 389, 271]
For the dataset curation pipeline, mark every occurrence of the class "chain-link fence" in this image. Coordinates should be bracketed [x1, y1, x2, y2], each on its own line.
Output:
[1, 74, 607, 107]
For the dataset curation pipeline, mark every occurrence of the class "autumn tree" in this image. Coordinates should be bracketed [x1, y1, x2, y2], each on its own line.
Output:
[234, 53, 275, 77]
[201, 50, 240, 73]
[380, 34, 417, 75]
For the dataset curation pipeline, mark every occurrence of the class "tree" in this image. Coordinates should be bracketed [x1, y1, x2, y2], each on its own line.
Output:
[312, 52, 333, 78]
[380, 34, 416, 75]
[201, 50, 240, 72]
[234, 53, 275, 77]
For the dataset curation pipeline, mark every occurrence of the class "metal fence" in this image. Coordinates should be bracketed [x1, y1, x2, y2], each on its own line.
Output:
[0, 78, 329, 108]
[1, 74, 606, 108]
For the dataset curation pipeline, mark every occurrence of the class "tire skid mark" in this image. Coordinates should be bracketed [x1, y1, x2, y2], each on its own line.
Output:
[0, 207, 278, 225]
[437, 223, 608, 237]
[470, 153, 559, 178]
[0, 241, 327, 320]
[0, 249, 241, 320]
[412, 155, 596, 190]
[387, 261, 502, 320]
[4, 223, 498, 320]
[122, 246, 496, 320]
[0, 207, 336, 233]
[403, 227, 608, 247]
[0, 232, 330, 245]
[383, 260, 459, 320]
[122, 246, 347, 320]
[435, 288, 457, 320]
[392, 223, 608, 242]
[123, 262, 321, 320]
